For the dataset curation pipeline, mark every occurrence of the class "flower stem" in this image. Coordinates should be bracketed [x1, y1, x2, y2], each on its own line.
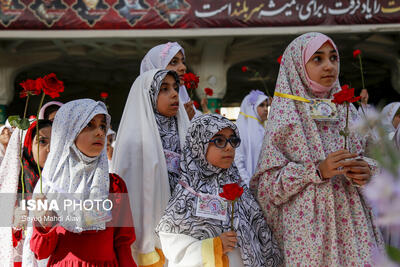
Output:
[20, 95, 30, 200]
[231, 201, 234, 231]
[358, 55, 365, 90]
[36, 92, 45, 194]
[345, 102, 349, 150]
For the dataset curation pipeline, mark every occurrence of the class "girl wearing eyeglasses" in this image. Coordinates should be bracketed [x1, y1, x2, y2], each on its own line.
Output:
[156, 114, 282, 267]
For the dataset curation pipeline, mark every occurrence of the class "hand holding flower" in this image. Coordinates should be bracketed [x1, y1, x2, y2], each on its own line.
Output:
[318, 150, 357, 179]
[345, 159, 371, 186]
[219, 231, 237, 254]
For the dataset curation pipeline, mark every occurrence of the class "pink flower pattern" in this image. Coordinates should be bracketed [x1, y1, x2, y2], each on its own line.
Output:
[251, 33, 384, 266]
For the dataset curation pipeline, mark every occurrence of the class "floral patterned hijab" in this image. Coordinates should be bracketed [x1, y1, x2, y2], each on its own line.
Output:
[252, 32, 365, 195]
[156, 114, 282, 267]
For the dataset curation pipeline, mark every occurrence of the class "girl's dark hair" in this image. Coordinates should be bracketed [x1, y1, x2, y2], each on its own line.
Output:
[31, 119, 53, 140]
[44, 105, 61, 120]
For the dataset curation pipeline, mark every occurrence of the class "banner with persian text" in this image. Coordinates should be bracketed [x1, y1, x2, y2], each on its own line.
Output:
[0, 0, 399, 29]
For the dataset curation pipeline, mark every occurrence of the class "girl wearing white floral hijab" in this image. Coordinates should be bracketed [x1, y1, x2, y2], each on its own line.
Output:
[234, 90, 269, 185]
[23, 99, 136, 266]
[157, 114, 282, 267]
[252, 32, 383, 266]
[112, 69, 190, 266]
[140, 42, 200, 120]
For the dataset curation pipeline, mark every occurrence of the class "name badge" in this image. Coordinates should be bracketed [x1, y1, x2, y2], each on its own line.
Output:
[195, 194, 228, 221]
[309, 99, 338, 121]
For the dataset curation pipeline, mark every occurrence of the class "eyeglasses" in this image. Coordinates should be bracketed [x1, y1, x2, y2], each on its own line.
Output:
[209, 136, 241, 149]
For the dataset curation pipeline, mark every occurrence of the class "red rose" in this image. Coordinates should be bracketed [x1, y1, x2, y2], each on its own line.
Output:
[182, 73, 199, 90]
[100, 92, 109, 99]
[193, 100, 200, 108]
[12, 229, 23, 247]
[241, 66, 248, 72]
[219, 183, 244, 201]
[19, 79, 41, 98]
[277, 55, 283, 64]
[332, 84, 360, 104]
[204, 88, 213, 97]
[353, 49, 361, 58]
[37, 73, 64, 98]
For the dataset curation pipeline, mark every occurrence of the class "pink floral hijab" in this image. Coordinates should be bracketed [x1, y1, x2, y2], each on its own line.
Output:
[251, 32, 364, 192]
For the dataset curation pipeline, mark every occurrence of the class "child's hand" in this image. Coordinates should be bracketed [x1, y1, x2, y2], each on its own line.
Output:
[13, 206, 28, 229]
[318, 150, 358, 179]
[32, 194, 56, 228]
[184, 101, 195, 120]
[345, 159, 371, 186]
[219, 231, 237, 254]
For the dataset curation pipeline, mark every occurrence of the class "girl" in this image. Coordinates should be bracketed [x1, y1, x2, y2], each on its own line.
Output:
[381, 102, 400, 140]
[234, 90, 269, 185]
[38, 101, 63, 121]
[252, 32, 383, 265]
[0, 120, 52, 267]
[156, 114, 282, 267]
[140, 42, 200, 120]
[26, 99, 136, 266]
[112, 70, 190, 266]
[0, 125, 13, 165]
[106, 128, 116, 170]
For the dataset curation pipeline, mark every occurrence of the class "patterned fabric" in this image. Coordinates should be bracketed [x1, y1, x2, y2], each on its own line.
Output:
[251, 32, 383, 266]
[18, 120, 52, 194]
[157, 114, 282, 267]
[150, 70, 182, 192]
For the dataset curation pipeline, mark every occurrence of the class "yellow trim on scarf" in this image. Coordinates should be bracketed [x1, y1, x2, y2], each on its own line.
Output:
[274, 92, 311, 103]
[239, 111, 261, 124]
[138, 248, 165, 267]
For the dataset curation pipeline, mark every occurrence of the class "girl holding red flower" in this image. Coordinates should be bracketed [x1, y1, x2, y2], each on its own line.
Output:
[140, 42, 207, 120]
[157, 114, 282, 267]
[252, 32, 383, 266]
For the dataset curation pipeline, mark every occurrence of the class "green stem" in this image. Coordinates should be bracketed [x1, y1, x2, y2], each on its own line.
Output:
[231, 201, 234, 231]
[344, 102, 349, 150]
[20, 95, 30, 200]
[358, 55, 365, 90]
[36, 92, 45, 194]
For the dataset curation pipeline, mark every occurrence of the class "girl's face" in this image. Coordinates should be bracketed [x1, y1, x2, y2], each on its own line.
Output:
[166, 51, 186, 86]
[257, 100, 269, 123]
[75, 114, 107, 157]
[32, 126, 52, 168]
[206, 128, 236, 169]
[305, 42, 338, 88]
[157, 74, 179, 117]
[393, 114, 400, 130]
[0, 127, 11, 146]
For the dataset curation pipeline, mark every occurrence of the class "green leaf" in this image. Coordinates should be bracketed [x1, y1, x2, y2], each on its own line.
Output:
[386, 245, 400, 263]
[8, 115, 21, 128]
[19, 118, 30, 130]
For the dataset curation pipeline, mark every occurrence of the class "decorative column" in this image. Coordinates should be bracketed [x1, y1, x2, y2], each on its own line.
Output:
[192, 38, 232, 113]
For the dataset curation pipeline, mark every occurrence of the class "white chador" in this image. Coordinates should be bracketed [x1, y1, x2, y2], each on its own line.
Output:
[111, 69, 190, 264]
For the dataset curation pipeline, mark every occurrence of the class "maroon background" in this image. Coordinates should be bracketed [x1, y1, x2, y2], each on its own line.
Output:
[1, 0, 400, 30]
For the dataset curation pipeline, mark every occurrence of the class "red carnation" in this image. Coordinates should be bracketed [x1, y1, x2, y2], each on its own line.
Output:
[353, 49, 361, 58]
[332, 84, 360, 104]
[204, 88, 213, 97]
[182, 73, 199, 90]
[193, 100, 200, 109]
[219, 183, 243, 201]
[100, 92, 109, 99]
[277, 55, 283, 64]
[37, 73, 64, 99]
[20, 79, 41, 98]
[241, 66, 248, 72]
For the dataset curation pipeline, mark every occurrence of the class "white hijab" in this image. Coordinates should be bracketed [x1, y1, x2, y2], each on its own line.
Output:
[111, 69, 190, 256]
[0, 125, 13, 162]
[381, 102, 400, 140]
[234, 90, 268, 185]
[140, 42, 192, 104]
[0, 129, 23, 267]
